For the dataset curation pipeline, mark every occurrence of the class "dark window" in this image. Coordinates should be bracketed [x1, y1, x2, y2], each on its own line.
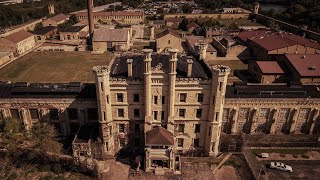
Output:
[154, 111, 158, 120]
[10, 109, 20, 119]
[87, 108, 98, 120]
[134, 94, 140, 102]
[119, 124, 125, 133]
[134, 109, 140, 118]
[106, 95, 109, 103]
[49, 109, 59, 120]
[154, 96, 158, 105]
[219, 82, 223, 91]
[117, 93, 124, 102]
[100, 82, 104, 91]
[52, 122, 61, 134]
[197, 93, 204, 102]
[212, 96, 215, 104]
[215, 112, 219, 121]
[180, 93, 187, 102]
[119, 138, 125, 147]
[195, 124, 201, 133]
[162, 96, 165, 104]
[29, 109, 39, 119]
[178, 124, 185, 133]
[67, 108, 78, 120]
[161, 111, 165, 120]
[196, 109, 202, 118]
[178, 138, 184, 147]
[118, 109, 124, 117]
[135, 138, 140, 146]
[134, 124, 140, 133]
[194, 139, 200, 147]
[70, 122, 79, 134]
[179, 109, 185, 118]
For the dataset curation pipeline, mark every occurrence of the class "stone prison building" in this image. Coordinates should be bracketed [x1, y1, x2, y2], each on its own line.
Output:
[0, 49, 319, 173]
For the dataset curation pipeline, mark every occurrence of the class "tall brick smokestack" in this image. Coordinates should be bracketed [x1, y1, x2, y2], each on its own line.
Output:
[87, 0, 94, 41]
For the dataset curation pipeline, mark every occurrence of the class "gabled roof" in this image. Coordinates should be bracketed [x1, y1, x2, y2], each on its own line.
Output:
[285, 54, 320, 77]
[32, 26, 56, 35]
[256, 61, 285, 74]
[156, 29, 181, 39]
[249, 34, 297, 51]
[50, 13, 69, 23]
[187, 22, 200, 30]
[146, 126, 174, 145]
[236, 29, 269, 42]
[0, 38, 16, 51]
[60, 25, 86, 33]
[4, 30, 34, 43]
[165, 17, 183, 23]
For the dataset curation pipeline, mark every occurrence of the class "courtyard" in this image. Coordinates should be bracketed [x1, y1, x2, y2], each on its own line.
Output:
[0, 51, 112, 83]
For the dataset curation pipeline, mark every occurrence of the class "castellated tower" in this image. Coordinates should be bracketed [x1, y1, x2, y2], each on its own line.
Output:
[167, 48, 179, 133]
[48, 4, 55, 15]
[205, 65, 230, 156]
[143, 49, 153, 132]
[92, 65, 114, 156]
[194, 42, 208, 60]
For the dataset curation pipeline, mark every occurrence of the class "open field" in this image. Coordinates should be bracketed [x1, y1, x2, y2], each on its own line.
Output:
[0, 51, 112, 83]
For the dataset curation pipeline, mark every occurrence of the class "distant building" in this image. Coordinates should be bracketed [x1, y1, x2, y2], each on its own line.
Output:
[43, 14, 69, 27]
[185, 36, 217, 60]
[165, 18, 183, 27]
[248, 61, 286, 83]
[32, 26, 57, 42]
[92, 28, 130, 52]
[75, 11, 144, 25]
[59, 25, 88, 42]
[0, 51, 14, 67]
[155, 29, 183, 53]
[1, 30, 35, 55]
[149, 20, 165, 28]
[222, 7, 251, 14]
[186, 22, 200, 33]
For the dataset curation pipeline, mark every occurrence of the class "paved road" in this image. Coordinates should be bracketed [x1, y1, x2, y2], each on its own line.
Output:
[260, 160, 320, 180]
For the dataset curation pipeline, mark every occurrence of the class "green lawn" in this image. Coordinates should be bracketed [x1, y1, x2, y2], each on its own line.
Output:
[0, 51, 112, 83]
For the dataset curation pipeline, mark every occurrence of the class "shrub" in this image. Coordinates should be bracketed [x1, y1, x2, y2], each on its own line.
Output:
[51, 164, 64, 174]
[292, 155, 298, 158]
[39, 164, 52, 172]
[280, 154, 286, 157]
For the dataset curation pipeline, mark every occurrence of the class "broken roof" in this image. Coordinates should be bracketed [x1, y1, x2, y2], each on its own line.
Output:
[256, 61, 285, 74]
[4, 30, 34, 43]
[285, 54, 320, 77]
[92, 28, 129, 42]
[111, 53, 212, 80]
[146, 126, 174, 145]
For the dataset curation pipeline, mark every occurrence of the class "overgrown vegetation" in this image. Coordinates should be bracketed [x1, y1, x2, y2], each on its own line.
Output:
[0, 118, 96, 179]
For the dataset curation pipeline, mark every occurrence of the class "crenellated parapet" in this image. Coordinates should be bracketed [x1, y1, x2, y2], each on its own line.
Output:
[211, 65, 231, 76]
[92, 65, 110, 77]
[176, 78, 211, 84]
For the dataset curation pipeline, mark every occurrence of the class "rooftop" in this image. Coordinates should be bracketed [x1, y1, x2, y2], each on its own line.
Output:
[4, 30, 34, 43]
[146, 126, 174, 145]
[76, 11, 143, 17]
[249, 34, 297, 51]
[0, 51, 112, 83]
[49, 13, 69, 23]
[156, 29, 181, 39]
[32, 26, 57, 35]
[93, 28, 129, 42]
[60, 25, 87, 33]
[186, 36, 217, 52]
[256, 61, 285, 74]
[111, 53, 212, 80]
[0, 38, 16, 52]
[285, 54, 320, 77]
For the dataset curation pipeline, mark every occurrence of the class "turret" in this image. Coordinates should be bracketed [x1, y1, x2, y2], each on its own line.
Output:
[48, 4, 55, 15]
[195, 42, 208, 60]
[253, 2, 260, 14]
[143, 49, 153, 132]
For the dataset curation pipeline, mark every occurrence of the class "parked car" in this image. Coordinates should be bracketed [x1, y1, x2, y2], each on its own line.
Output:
[259, 153, 270, 158]
[268, 162, 293, 172]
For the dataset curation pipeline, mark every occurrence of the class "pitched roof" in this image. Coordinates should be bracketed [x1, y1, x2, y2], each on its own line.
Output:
[4, 30, 34, 43]
[60, 25, 86, 33]
[285, 54, 320, 77]
[187, 22, 200, 30]
[249, 34, 297, 51]
[0, 38, 16, 51]
[156, 29, 181, 39]
[92, 28, 129, 42]
[73, 19, 89, 26]
[236, 29, 269, 42]
[32, 26, 56, 35]
[256, 61, 285, 74]
[146, 126, 174, 145]
[50, 13, 69, 23]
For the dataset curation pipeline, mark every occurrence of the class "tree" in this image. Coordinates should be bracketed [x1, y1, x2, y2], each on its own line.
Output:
[179, 18, 189, 31]
[31, 123, 62, 154]
[181, 4, 193, 14]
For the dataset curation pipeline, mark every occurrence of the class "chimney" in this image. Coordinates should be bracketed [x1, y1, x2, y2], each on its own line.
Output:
[48, 4, 55, 15]
[149, 26, 155, 40]
[87, 0, 94, 40]
[187, 59, 193, 78]
[126, 59, 133, 77]
[142, 49, 153, 74]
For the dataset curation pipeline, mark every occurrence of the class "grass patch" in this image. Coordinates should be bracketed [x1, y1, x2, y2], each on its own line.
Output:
[252, 149, 310, 156]
[182, 157, 222, 166]
[0, 51, 112, 83]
